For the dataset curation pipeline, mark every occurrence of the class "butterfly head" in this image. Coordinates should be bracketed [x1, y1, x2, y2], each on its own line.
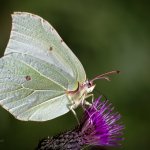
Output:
[85, 80, 95, 93]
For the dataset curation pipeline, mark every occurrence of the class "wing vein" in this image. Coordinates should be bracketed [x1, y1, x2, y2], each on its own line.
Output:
[1, 89, 34, 106]
[18, 59, 66, 90]
[17, 93, 67, 118]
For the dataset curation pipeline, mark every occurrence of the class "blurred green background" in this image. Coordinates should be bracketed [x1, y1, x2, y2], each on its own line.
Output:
[0, 0, 150, 150]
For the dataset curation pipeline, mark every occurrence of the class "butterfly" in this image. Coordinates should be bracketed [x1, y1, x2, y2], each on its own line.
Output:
[0, 12, 119, 122]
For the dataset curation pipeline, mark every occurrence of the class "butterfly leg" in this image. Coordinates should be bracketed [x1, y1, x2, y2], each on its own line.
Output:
[85, 94, 97, 110]
[68, 104, 80, 125]
[82, 94, 96, 124]
[80, 94, 94, 111]
[85, 93, 94, 104]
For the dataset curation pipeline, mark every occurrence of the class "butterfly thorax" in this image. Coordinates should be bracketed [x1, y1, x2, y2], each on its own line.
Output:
[67, 80, 95, 109]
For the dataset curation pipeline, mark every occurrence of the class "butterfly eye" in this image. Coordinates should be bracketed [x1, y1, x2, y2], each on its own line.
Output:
[88, 82, 92, 88]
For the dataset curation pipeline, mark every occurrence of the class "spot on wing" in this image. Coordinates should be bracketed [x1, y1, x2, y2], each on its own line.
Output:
[49, 46, 53, 51]
[25, 75, 31, 81]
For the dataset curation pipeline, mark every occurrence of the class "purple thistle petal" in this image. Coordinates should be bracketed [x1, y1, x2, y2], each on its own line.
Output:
[79, 97, 124, 147]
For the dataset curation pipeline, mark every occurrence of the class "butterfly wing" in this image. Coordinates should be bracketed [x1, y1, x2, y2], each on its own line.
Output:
[0, 12, 87, 121]
[5, 12, 86, 85]
[0, 53, 75, 121]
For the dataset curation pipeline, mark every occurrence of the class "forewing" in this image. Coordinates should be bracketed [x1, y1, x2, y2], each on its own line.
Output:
[0, 53, 72, 121]
[5, 12, 86, 86]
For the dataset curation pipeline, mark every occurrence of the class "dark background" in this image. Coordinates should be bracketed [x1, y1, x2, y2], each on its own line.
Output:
[0, 0, 150, 150]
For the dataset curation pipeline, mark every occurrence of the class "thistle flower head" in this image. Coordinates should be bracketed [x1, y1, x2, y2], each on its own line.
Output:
[79, 96, 124, 147]
[37, 97, 124, 150]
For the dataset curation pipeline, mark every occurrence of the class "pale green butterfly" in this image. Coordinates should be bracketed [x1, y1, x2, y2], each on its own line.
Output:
[0, 12, 119, 122]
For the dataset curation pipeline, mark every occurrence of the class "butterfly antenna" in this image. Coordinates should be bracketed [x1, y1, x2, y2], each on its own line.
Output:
[91, 70, 120, 82]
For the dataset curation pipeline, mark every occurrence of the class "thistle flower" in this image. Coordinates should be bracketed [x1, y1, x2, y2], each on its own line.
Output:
[36, 97, 124, 150]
